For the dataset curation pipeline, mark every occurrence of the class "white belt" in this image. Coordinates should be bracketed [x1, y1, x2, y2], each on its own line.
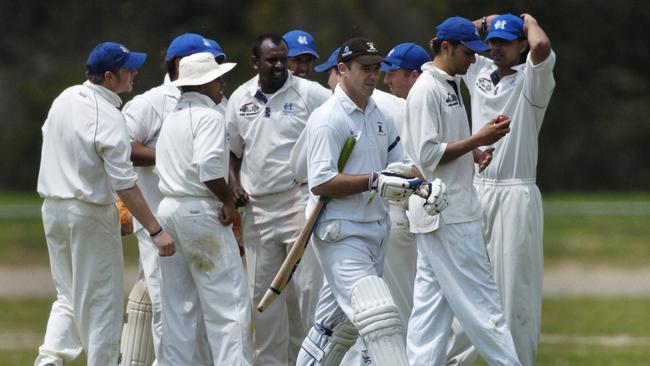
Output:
[473, 177, 536, 186]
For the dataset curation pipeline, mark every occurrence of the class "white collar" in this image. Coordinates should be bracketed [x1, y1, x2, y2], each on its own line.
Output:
[334, 84, 377, 115]
[177, 91, 218, 108]
[83, 80, 122, 107]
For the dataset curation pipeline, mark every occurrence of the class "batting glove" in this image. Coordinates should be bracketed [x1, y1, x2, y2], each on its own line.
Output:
[384, 162, 416, 178]
[419, 179, 448, 215]
[369, 171, 424, 201]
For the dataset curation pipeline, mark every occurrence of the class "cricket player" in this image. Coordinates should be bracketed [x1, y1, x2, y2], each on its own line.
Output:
[284, 29, 320, 79]
[35, 41, 175, 366]
[376, 42, 431, 330]
[155, 52, 252, 365]
[120, 32, 227, 365]
[226, 33, 331, 365]
[401, 17, 522, 365]
[447, 13, 555, 366]
[295, 37, 447, 366]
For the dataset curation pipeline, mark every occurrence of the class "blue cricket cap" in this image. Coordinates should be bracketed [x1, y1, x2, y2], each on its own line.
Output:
[314, 47, 340, 72]
[283, 30, 319, 58]
[165, 33, 223, 61]
[381, 42, 431, 72]
[86, 42, 147, 75]
[486, 14, 524, 41]
[207, 39, 227, 62]
[436, 16, 489, 53]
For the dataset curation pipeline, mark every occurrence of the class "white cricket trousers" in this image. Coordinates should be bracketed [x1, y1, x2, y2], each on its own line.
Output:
[447, 179, 543, 366]
[134, 229, 163, 362]
[156, 196, 252, 366]
[407, 220, 521, 366]
[35, 198, 123, 366]
[296, 218, 393, 366]
[341, 203, 416, 365]
[244, 184, 322, 365]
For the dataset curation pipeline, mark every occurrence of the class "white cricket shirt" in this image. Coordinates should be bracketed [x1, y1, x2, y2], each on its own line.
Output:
[307, 85, 406, 223]
[403, 63, 480, 232]
[156, 92, 229, 197]
[463, 51, 556, 181]
[37, 81, 137, 205]
[227, 73, 331, 196]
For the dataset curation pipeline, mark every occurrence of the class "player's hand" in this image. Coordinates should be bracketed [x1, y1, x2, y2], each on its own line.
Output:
[418, 179, 448, 215]
[152, 230, 176, 257]
[475, 115, 510, 146]
[474, 147, 495, 172]
[231, 183, 249, 207]
[520, 13, 538, 33]
[371, 171, 424, 201]
[220, 200, 236, 226]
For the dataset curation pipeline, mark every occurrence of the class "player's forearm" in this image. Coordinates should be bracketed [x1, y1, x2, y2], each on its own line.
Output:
[311, 173, 369, 198]
[440, 135, 481, 164]
[523, 15, 551, 64]
[229, 152, 242, 186]
[116, 184, 161, 234]
[130, 141, 155, 166]
[204, 178, 236, 206]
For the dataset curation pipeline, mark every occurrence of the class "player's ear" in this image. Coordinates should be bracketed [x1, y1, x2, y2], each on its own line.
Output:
[337, 62, 346, 75]
[251, 55, 258, 70]
[519, 39, 529, 54]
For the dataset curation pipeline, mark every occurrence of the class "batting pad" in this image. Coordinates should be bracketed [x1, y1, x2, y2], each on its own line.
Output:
[119, 279, 155, 366]
[351, 276, 409, 366]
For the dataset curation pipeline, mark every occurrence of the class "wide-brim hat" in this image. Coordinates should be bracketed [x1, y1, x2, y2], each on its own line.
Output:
[169, 52, 236, 87]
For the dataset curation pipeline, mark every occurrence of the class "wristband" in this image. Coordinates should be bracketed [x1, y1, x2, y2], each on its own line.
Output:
[368, 171, 379, 191]
[481, 16, 487, 33]
[149, 227, 163, 238]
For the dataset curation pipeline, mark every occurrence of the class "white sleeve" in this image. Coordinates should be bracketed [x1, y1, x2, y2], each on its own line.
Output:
[290, 127, 309, 183]
[404, 83, 447, 179]
[192, 112, 227, 182]
[307, 124, 344, 190]
[306, 82, 333, 113]
[226, 96, 244, 158]
[96, 113, 137, 191]
[522, 50, 556, 109]
[122, 96, 158, 144]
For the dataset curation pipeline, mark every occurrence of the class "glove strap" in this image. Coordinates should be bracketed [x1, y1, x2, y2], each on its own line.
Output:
[368, 171, 379, 191]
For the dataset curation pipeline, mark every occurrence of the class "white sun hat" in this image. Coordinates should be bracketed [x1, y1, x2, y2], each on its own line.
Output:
[169, 52, 236, 87]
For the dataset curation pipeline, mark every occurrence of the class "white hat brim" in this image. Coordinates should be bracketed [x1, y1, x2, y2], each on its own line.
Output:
[169, 62, 236, 87]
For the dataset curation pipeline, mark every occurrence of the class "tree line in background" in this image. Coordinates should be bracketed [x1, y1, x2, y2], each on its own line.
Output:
[0, 0, 647, 192]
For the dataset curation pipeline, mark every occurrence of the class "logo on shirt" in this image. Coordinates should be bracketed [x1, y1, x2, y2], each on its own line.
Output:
[376, 121, 386, 136]
[239, 102, 261, 116]
[282, 102, 295, 115]
[476, 77, 493, 93]
[445, 92, 460, 107]
[264, 107, 271, 117]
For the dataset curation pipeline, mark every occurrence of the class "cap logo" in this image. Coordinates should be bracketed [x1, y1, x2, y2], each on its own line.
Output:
[203, 38, 210, 47]
[388, 48, 395, 57]
[119, 45, 129, 53]
[298, 36, 308, 45]
[342, 46, 352, 57]
[366, 42, 378, 53]
[494, 20, 507, 30]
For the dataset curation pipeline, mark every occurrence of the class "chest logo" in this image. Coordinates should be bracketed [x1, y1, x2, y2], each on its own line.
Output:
[282, 102, 296, 115]
[445, 92, 460, 107]
[239, 102, 261, 116]
[376, 121, 386, 136]
[476, 77, 493, 92]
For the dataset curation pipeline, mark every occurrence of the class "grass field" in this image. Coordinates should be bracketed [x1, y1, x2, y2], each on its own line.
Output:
[1, 192, 649, 364]
[2, 297, 650, 365]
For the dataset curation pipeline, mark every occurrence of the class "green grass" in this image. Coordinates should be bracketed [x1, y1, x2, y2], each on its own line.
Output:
[3, 297, 650, 365]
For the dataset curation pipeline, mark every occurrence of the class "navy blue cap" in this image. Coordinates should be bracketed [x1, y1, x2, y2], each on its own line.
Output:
[207, 39, 227, 62]
[283, 30, 319, 58]
[86, 42, 147, 75]
[165, 33, 223, 61]
[436, 16, 489, 53]
[381, 43, 431, 72]
[314, 47, 340, 72]
[486, 14, 524, 41]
